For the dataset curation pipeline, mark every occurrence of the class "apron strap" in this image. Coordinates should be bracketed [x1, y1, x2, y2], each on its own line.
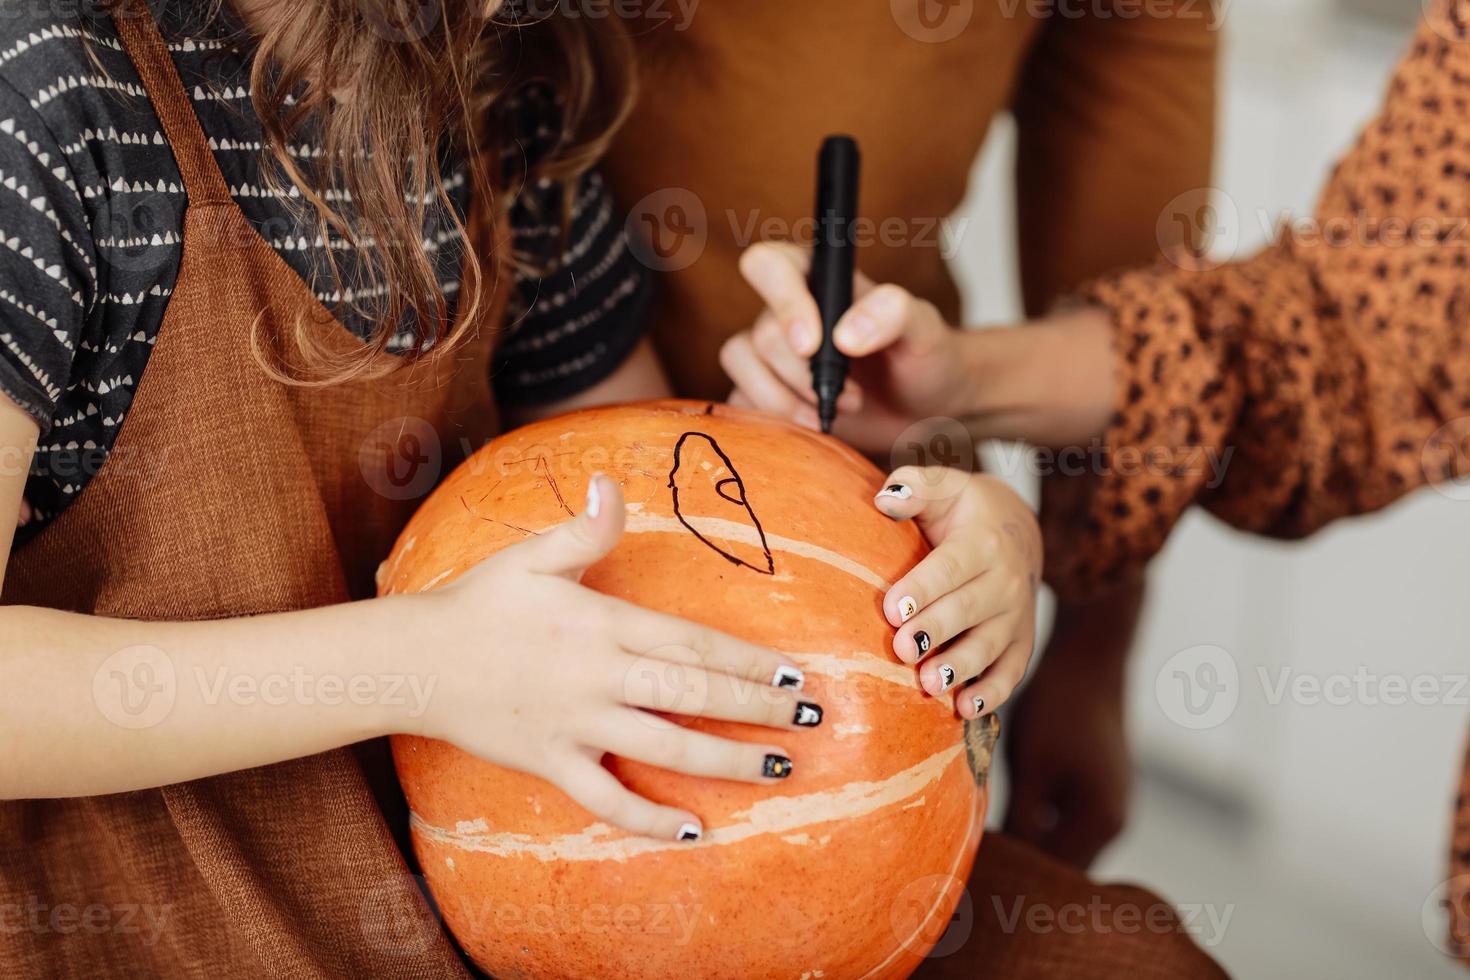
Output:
[112, 4, 234, 206]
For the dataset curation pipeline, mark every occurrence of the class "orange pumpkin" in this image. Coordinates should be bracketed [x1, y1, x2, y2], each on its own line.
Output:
[380, 400, 996, 980]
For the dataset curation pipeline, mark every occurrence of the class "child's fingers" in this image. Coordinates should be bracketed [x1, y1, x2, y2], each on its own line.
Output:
[892, 576, 1006, 664]
[611, 597, 801, 692]
[511, 473, 624, 580]
[917, 615, 1014, 698]
[872, 465, 966, 527]
[738, 243, 821, 355]
[551, 749, 704, 842]
[617, 655, 823, 732]
[17, 497, 31, 528]
[955, 642, 1032, 719]
[590, 709, 793, 784]
[881, 534, 993, 629]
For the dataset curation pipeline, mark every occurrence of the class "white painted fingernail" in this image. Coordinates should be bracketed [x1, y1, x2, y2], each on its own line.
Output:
[586, 475, 602, 519]
[772, 665, 805, 690]
[876, 484, 912, 501]
[973, 695, 986, 716]
[938, 664, 956, 691]
[677, 822, 702, 842]
[898, 596, 918, 622]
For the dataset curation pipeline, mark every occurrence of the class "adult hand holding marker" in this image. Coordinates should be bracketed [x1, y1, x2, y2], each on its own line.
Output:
[725, 137, 1041, 454]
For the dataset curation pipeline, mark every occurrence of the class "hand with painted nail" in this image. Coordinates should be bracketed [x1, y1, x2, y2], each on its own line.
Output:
[720, 241, 968, 454]
[408, 474, 819, 844]
[872, 467, 1041, 721]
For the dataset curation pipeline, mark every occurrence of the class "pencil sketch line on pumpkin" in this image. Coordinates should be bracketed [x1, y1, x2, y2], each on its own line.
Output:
[535, 456, 574, 517]
[409, 744, 966, 862]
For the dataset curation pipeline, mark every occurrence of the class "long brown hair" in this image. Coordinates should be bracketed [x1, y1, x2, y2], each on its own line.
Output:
[106, 0, 636, 383]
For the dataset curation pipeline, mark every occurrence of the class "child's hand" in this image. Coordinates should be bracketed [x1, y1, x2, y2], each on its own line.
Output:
[405, 474, 821, 843]
[721, 242, 970, 455]
[16, 497, 30, 528]
[872, 467, 1041, 719]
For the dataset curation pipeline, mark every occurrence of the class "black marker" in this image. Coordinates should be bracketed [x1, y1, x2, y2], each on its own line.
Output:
[808, 135, 860, 435]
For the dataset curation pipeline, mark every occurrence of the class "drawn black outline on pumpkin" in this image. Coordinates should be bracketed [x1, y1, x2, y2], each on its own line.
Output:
[668, 431, 775, 576]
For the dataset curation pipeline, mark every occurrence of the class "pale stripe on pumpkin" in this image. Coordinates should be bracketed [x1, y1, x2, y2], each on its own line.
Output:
[411, 743, 966, 863]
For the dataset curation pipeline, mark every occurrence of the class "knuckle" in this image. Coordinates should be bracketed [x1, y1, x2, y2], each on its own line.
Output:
[752, 318, 784, 356]
[763, 692, 797, 729]
[603, 794, 644, 832]
[959, 589, 986, 631]
[652, 730, 690, 770]
[873, 284, 912, 318]
[932, 550, 965, 590]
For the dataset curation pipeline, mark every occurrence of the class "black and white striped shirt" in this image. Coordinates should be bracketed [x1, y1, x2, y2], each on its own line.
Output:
[0, 2, 649, 542]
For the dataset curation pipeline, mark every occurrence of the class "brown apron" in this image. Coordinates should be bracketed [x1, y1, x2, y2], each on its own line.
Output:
[0, 10, 507, 978]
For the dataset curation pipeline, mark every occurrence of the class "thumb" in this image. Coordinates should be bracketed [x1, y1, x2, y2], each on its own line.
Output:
[515, 472, 625, 580]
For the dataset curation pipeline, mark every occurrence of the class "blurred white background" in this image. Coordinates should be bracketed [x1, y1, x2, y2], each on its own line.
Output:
[952, 0, 1470, 975]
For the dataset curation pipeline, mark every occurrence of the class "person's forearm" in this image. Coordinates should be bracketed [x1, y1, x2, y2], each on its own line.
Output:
[952, 307, 1117, 449]
[0, 594, 428, 799]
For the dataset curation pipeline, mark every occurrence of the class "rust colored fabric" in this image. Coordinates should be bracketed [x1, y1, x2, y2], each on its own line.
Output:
[1038, 0, 1470, 963]
[0, 9, 509, 977]
[913, 833, 1229, 980]
[603, 0, 1219, 399]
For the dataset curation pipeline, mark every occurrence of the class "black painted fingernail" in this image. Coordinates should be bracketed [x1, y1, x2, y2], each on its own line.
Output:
[973, 695, 986, 716]
[677, 822, 702, 842]
[938, 664, 956, 691]
[914, 631, 931, 658]
[763, 754, 793, 779]
[794, 702, 823, 727]
[876, 484, 913, 501]
[772, 665, 805, 690]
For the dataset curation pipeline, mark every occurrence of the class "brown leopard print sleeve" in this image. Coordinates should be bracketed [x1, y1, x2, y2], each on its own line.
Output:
[1038, 1, 1470, 959]
[1044, 0, 1470, 599]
